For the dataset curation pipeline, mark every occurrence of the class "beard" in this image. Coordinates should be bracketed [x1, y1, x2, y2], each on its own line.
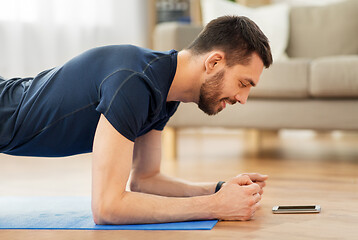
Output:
[198, 69, 226, 116]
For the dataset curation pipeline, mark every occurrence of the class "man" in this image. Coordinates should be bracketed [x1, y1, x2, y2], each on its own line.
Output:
[0, 16, 272, 224]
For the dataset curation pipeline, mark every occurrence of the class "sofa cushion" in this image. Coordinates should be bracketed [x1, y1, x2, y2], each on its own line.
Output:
[249, 59, 310, 99]
[287, 0, 358, 58]
[310, 56, 358, 97]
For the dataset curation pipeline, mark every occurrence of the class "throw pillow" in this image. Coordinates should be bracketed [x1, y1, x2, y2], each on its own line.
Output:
[201, 0, 290, 61]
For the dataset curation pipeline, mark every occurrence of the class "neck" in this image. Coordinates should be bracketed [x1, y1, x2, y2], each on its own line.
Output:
[167, 50, 203, 103]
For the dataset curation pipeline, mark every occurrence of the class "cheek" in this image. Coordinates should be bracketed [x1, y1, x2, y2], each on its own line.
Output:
[222, 82, 239, 96]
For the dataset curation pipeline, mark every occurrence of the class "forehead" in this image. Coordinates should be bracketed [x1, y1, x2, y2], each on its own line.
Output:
[228, 53, 264, 82]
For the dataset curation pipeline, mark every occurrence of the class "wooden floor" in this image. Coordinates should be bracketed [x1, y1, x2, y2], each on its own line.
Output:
[0, 129, 357, 240]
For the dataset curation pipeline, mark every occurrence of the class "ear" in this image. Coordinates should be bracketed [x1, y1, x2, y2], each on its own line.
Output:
[204, 51, 225, 74]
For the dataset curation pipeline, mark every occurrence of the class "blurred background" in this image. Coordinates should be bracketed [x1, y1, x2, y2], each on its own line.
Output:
[0, 0, 357, 197]
[0, 0, 150, 78]
[0, 0, 347, 77]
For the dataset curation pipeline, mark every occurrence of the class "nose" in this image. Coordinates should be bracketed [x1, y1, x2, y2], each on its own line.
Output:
[235, 92, 249, 104]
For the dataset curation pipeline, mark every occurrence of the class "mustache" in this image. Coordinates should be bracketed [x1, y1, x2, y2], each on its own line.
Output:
[221, 97, 237, 105]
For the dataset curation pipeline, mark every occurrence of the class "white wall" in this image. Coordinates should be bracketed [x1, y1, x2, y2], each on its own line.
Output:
[0, 0, 149, 78]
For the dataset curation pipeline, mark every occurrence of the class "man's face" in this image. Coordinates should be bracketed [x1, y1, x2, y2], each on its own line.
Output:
[198, 53, 264, 116]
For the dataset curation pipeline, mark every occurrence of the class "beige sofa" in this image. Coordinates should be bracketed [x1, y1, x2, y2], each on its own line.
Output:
[154, 0, 358, 135]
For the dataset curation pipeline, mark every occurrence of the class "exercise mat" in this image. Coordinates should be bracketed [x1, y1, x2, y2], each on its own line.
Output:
[0, 196, 218, 230]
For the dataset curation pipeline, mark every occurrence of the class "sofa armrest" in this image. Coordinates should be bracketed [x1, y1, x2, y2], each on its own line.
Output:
[153, 22, 203, 51]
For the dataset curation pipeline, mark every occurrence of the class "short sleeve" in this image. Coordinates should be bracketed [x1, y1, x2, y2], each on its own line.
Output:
[96, 71, 155, 142]
[152, 101, 180, 131]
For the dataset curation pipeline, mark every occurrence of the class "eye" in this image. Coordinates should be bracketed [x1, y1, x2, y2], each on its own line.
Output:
[239, 81, 247, 88]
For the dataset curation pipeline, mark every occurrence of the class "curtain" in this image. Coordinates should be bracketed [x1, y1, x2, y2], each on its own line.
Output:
[0, 0, 149, 78]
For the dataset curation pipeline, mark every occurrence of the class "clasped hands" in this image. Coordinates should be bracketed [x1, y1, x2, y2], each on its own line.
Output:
[213, 173, 268, 221]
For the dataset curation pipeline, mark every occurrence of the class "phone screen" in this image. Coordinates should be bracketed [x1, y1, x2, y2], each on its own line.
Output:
[273, 205, 321, 214]
[278, 206, 316, 210]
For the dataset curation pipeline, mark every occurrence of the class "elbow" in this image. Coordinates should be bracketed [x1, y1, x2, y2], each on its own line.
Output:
[91, 196, 128, 225]
[92, 211, 103, 225]
[92, 201, 111, 225]
[93, 214, 110, 225]
[92, 205, 106, 225]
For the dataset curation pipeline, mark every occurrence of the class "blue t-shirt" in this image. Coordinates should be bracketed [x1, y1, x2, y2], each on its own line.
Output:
[0, 45, 180, 157]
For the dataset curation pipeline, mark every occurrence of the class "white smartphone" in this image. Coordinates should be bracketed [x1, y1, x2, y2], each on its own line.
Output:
[272, 205, 321, 214]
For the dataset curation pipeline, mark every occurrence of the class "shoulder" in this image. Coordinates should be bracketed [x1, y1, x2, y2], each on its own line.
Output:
[98, 71, 162, 111]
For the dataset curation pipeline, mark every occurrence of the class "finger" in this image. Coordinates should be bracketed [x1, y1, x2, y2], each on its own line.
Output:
[256, 181, 266, 189]
[250, 202, 261, 220]
[232, 175, 253, 186]
[242, 173, 268, 182]
[258, 188, 264, 195]
[255, 182, 266, 195]
[252, 192, 261, 205]
[254, 201, 261, 211]
[244, 183, 261, 194]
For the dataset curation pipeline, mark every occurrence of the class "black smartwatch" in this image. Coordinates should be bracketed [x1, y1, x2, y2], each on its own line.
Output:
[215, 181, 225, 193]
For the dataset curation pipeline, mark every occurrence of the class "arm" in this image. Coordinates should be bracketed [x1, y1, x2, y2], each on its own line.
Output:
[91, 114, 262, 224]
[130, 129, 216, 197]
[92, 114, 215, 224]
[130, 130, 268, 197]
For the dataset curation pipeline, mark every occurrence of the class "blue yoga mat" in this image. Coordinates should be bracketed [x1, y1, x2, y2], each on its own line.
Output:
[0, 197, 218, 230]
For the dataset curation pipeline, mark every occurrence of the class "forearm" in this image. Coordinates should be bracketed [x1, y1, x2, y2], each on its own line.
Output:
[93, 190, 216, 225]
[130, 172, 217, 197]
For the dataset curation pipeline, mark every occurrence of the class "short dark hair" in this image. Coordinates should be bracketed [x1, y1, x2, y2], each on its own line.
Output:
[187, 16, 272, 68]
